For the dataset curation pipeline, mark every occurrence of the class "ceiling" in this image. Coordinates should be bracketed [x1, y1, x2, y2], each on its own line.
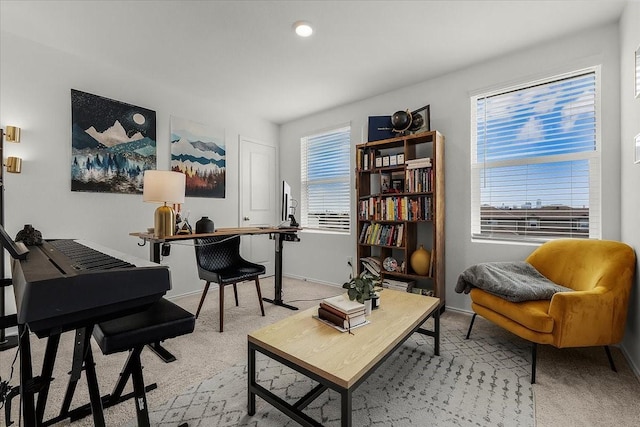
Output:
[0, 0, 628, 124]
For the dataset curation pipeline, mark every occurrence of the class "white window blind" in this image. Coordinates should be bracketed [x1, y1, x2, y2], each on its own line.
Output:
[471, 68, 601, 243]
[301, 125, 351, 233]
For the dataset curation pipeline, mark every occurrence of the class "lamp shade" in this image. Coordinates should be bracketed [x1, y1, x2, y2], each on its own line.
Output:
[143, 170, 186, 204]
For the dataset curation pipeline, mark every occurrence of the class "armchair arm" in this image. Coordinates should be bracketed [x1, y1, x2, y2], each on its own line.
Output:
[548, 286, 630, 347]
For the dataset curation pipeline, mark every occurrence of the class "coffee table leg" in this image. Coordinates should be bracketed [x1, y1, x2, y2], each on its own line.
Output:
[434, 307, 440, 356]
[341, 388, 352, 427]
[248, 344, 256, 415]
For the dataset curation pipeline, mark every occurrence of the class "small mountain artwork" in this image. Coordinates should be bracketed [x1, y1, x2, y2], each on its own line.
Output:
[170, 116, 225, 198]
[71, 89, 157, 194]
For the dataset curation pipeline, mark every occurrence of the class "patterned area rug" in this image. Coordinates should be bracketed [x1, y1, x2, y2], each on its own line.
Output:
[135, 320, 534, 426]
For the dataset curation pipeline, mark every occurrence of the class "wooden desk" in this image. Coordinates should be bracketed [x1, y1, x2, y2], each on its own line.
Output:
[130, 227, 301, 310]
[247, 290, 440, 426]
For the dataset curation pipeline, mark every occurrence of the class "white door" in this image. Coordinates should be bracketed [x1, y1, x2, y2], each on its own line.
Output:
[239, 136, 277, 276]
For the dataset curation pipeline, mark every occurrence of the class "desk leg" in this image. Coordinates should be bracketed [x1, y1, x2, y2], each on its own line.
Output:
[262, 233, 298, 311]
[150, 241, 161, 264]
[18, 323, 37, 426]
[147, 241, 177, 363]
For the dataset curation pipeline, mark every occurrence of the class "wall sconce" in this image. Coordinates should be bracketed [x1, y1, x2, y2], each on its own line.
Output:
[2, 126, 23, 174]
[4, 126, 21, 143]
[143, 170, 186, 238]
[5, 157, 21, 173]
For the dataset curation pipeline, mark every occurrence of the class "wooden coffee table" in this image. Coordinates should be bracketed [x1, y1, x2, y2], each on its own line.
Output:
[247, 289, 440, 426]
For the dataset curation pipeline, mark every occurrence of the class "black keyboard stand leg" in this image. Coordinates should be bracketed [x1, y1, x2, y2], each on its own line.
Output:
[35, 333, 61, 423]
[57, 326, 106, 427]
[146, 341, 176, 363]
[83, 340, 106, 427]
[108, 346, 143, 400]
[58, 328, 87, 417]
[67, 346, 157, 423]
[130, 352, 151, 427]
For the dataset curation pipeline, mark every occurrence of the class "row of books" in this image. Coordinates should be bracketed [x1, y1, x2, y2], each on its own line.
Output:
[358, 195, 433, 221]
[316, 295, 368, 332]
[405, 167, 433, 193]
[359, 223, 404, 247]
[356, 149, 376, 171]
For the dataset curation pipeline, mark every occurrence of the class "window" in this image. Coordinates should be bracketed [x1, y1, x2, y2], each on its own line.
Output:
[301, 125, 351, 233]
[471, 68, 601, 243]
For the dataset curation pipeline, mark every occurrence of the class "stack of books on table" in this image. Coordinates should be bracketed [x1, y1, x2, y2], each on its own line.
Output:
[315, 294, 369, 332]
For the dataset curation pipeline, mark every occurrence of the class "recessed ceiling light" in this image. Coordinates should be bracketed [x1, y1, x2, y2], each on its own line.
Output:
[293, 21, 313, 37]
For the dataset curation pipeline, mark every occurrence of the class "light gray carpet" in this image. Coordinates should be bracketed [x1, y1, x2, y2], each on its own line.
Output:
[133, 319, 534, 427]
[2, 277, 640, 426]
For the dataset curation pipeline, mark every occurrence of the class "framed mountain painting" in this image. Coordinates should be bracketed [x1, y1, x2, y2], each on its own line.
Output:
[71, 89, 157, 194]
[170, 116, 226, 198]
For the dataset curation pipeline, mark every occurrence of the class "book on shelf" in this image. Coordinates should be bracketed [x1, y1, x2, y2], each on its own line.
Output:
[322, 294, 366, 315]
[317, 307, 366, 329]
[360, 257, 381, 274]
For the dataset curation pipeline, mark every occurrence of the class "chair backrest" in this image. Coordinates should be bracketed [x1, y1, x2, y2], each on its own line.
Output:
[525, 239, 636, 292]
[194, 235, 242, 273]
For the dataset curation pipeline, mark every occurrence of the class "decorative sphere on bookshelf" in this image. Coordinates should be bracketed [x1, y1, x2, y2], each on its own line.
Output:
[410, 245, 431, 275]
[391, 110, 412, 132]
[383, 257, 398, 272]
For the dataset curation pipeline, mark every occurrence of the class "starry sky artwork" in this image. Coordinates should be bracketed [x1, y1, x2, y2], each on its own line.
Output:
[71, 89, 157, 194]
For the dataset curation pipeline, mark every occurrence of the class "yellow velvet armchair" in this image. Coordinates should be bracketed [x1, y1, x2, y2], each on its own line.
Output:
[465, 239, 636, 383]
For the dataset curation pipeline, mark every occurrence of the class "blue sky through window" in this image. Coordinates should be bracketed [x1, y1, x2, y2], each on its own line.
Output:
[476, 72, 596, 209]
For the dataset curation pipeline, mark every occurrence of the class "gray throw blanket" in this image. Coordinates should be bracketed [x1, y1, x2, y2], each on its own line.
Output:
[455, 261, 572, 302]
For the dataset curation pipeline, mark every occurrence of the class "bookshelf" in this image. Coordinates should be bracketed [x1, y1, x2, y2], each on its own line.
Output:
[355, 130, 445, 305]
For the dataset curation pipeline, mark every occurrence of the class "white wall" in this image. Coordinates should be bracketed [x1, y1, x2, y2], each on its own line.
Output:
[0, 32, 279, 305]
[620, 2, 640, 375]
[280, 23, 622, 310]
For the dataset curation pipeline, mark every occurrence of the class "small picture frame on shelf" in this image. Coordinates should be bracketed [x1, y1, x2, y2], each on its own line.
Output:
[382, 156, 390, 167]
[397, 153, 405, 164]
[392, 179, 404, 192]
[390, 155, 397, 166]
[381, 173, 391, 193]
[410, 105, 430, 134]
[375, 156, 383, 168]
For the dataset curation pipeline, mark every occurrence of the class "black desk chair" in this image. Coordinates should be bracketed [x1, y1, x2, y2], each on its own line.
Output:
[194, 236, 266, 332]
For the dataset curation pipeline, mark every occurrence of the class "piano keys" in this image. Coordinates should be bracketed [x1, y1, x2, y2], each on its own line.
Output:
[11, 238, 171, 338]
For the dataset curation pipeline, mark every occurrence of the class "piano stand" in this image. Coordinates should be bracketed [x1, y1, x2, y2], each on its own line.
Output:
[0, 278, 18, 351]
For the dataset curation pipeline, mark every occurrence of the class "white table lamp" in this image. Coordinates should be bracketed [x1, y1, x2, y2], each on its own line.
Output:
[143, 170, 186, 238]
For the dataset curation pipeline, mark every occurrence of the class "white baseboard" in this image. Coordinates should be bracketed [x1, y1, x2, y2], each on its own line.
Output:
[619, 344, 640, 381]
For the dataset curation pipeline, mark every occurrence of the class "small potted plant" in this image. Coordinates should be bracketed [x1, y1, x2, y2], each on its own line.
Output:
[343, 273, 381, 314]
